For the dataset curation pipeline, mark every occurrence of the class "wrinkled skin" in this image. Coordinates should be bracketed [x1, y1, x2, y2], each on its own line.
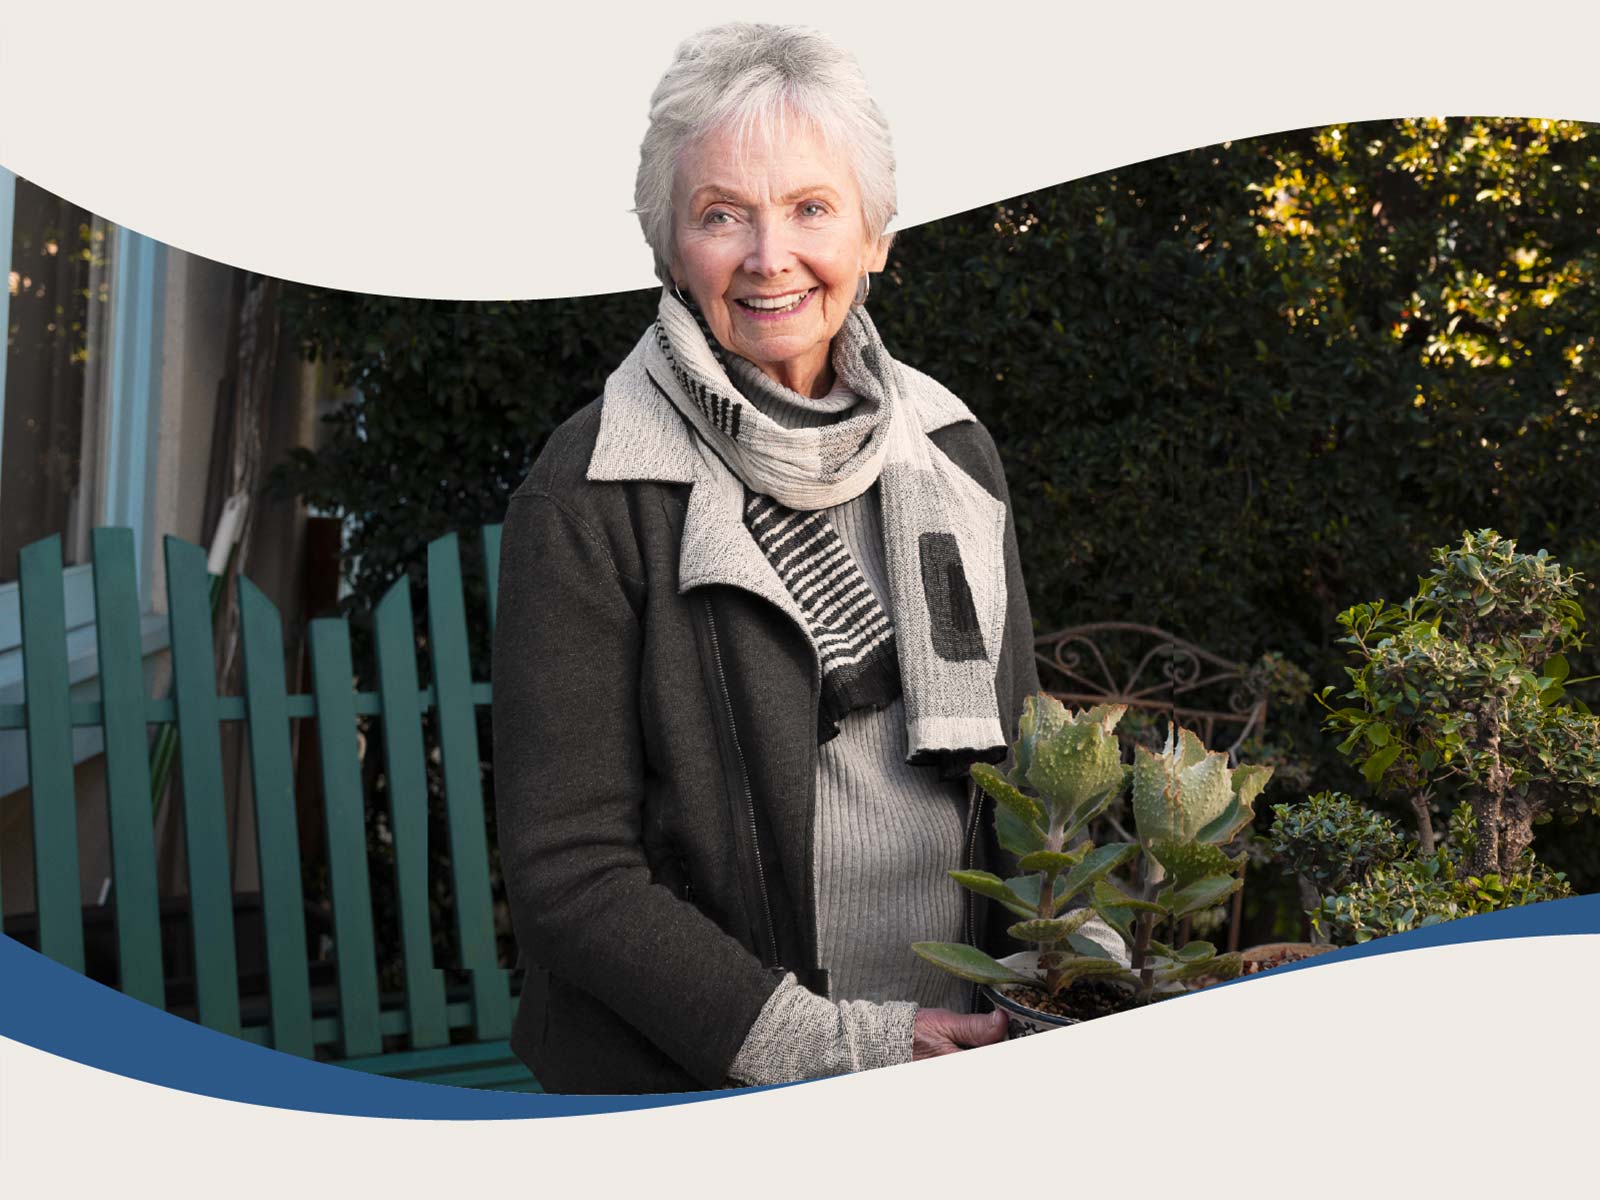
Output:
[911, 1008, 1009, 1059]
[669, 117, 891, 398]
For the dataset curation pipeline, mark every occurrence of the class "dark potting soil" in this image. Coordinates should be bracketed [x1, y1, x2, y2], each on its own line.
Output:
[1010, 945, 1335, 1024]
[1010, 978, 1153, 1022]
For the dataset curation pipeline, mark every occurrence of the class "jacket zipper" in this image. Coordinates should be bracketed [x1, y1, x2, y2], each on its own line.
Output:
[701, 594, 781, 967]
[961, 774, 985, 1012]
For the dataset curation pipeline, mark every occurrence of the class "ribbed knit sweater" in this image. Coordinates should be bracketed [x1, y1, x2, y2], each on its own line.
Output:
[724, 371, 971, 1088]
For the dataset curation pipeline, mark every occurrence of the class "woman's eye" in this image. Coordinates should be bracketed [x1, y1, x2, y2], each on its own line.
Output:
[800, 202, 828, 217]
[703, 210, 734, 226]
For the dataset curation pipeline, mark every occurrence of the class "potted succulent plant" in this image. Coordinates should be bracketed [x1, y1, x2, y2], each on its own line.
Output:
[912, 695, 1274, 1034]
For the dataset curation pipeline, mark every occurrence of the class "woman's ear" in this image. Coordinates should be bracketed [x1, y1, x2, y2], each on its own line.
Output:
[866, 231, 893, 273]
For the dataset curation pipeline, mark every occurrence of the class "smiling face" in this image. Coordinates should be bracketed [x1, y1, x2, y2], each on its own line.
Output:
[669, 118, 890, 397]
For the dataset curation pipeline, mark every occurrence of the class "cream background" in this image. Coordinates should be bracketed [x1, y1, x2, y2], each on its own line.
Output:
[2, 2, 1597, 298]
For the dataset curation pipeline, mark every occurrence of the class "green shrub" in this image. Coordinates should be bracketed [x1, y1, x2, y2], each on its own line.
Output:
[1314, 805, 1572, 943]
[1269, 790, 1408, 898]
[1320, 530, 1600, 876]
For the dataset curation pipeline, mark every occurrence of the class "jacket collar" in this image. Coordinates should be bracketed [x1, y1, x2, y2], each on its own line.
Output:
[586, 328, 978, 618]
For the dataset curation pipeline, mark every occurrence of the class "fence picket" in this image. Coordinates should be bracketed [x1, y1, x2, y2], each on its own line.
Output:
[308, 617, 383, 1058]
[237, 579, 315, 1056]
[163, 536, 241, 1034]
[17, 536, 84, 970]
[426, 533, 511, 1039]
[89, 528, 164, 1007]
[480, 523, 501, 641]
[373, 578, 449, 1049]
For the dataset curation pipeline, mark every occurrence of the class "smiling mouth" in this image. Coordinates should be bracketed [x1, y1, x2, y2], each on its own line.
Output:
[735, 288, 815, 315]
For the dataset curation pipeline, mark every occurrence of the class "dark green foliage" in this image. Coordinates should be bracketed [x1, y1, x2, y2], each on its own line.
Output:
[1269, 790, 1408, 897]
[272, 289, 658, 635]
[272, 119, 1600, 931]
[1313, 803, 1572, 944]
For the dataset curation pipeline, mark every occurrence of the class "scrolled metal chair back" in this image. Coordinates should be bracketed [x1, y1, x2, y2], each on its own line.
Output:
[1033, 622, 1267, 761]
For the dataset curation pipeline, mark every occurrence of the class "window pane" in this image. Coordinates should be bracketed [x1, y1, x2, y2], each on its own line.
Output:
[0, 176, 114, 583]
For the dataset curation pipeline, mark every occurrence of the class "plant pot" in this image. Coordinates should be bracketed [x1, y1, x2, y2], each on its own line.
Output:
[981, 980, 1079, 1037]
[978, 947, 1142, 1037]
[1238, 941, 1335, 975]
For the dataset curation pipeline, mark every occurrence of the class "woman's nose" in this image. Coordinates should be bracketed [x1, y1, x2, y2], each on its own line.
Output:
[743, 219, 795, 277]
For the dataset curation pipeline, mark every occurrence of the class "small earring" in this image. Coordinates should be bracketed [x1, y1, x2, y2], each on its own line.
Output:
[672, 281, 689, 307]
[852, 274, 870, 308]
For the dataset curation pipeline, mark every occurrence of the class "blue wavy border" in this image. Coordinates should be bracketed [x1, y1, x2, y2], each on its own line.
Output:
[0, 935, 750, 1118]
[3, 893, 1597, 1118]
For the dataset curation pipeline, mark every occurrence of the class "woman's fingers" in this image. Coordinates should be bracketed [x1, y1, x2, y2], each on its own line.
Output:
[911, 1007, 1010, 1059]
[953, 1009, 1010, 1047]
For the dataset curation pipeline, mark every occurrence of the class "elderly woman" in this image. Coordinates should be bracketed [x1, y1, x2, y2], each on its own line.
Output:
[492, 22, 1040, 1094]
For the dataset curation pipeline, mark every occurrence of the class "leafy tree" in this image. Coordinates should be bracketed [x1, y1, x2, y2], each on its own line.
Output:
[1321, 530, 1600, 876]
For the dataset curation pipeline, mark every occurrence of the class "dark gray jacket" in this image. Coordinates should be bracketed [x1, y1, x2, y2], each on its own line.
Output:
[492, 335, 1042, 1094]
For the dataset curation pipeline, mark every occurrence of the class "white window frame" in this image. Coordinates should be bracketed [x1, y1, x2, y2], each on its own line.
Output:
[0, 167, 170, 795]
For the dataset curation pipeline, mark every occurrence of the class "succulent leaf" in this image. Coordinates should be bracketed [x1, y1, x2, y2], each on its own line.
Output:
[1012, 693, 1071, 783]
[1156, 951, 1243, 984]
[1230, 763, 1275, 810]
[910, 942, 1039, 986]
[971, 762, 1046, 827]
[1007, 908, 1095, 945]
[1159, 873, 1244, 918]
[1175, 727, 1210, 769]
[1066, 932, 1115, 959]
[1193, 792, 1255, 846]
[1019, 849, 1085, 874]
[1173, 940, 1217, 962]
[1148, 839, 1238, 891]
[994, 804, 1050, 856]
[948, 870, 1036, 919]
[1132, 725, 1260, 845]
[1206, 952, 1245, 980]
[1055, 842, 1141, 911]
[1059, 782, 1125, 845]
[1090, 877, 1166, 914]
[1024, 704, 1127, 831]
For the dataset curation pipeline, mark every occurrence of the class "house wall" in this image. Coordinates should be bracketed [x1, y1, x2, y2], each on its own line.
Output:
[1, 247, 328, 919]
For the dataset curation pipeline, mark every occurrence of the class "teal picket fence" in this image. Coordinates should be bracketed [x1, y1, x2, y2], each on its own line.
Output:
[0, 525, 531, 1090]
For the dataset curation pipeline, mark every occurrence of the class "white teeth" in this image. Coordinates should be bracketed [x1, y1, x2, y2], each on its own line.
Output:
[740, 289, 811, 312]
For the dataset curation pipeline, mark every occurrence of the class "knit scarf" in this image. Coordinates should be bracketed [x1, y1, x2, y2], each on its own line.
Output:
[648, 287, 1007, 767]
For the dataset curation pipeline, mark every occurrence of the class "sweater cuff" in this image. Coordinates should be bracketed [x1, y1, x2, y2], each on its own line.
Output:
[726, 973, 917, 1087]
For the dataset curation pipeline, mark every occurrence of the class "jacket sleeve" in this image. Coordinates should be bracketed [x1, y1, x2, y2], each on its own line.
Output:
[726, 974, 916, 1087]
[492, 486, 781, 1086]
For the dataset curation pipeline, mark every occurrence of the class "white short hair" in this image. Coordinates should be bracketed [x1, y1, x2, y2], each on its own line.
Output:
[634, 23, 897, 283]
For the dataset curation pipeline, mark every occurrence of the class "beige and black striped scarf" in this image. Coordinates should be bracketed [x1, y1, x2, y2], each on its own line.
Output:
[646, 287, 1007, 766]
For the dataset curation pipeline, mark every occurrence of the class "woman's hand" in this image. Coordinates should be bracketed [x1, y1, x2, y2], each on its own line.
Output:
[911, 1008, 1009, 1059]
